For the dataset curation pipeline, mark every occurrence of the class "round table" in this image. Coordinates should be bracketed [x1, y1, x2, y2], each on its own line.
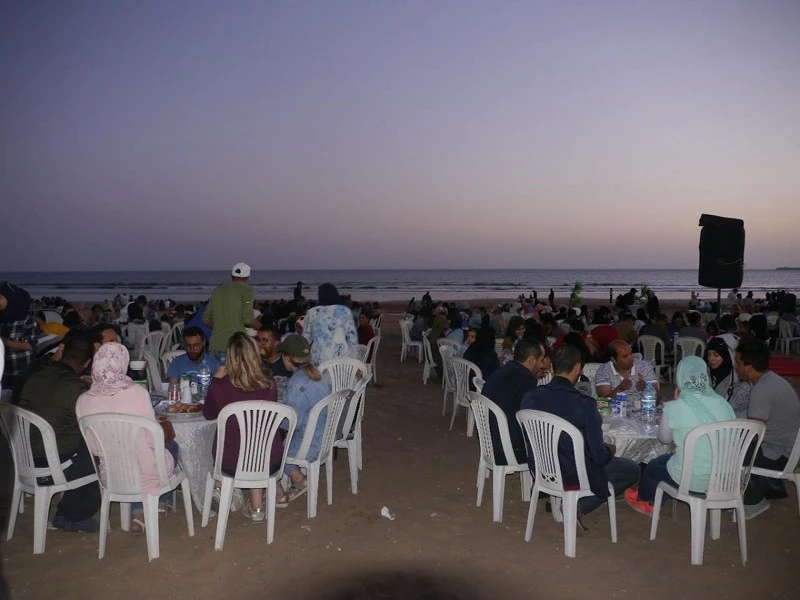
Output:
[603, 416, 670, 463]
[165, 414, 217, 511]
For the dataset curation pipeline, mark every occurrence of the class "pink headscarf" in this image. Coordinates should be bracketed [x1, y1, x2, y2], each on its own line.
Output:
[87, 342, 135, 396]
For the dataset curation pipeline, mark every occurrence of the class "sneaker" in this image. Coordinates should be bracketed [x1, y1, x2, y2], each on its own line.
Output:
[575, 507, 589, 537]
[51, 515, 67, 530]
[242, 499, 265, 523]
[624, 487, 654, 517]
[744, 499, 770, 520]
[209, 487, 221, 518]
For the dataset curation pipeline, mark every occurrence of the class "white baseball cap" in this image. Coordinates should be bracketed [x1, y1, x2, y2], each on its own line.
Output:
[231, 263, 251, 277]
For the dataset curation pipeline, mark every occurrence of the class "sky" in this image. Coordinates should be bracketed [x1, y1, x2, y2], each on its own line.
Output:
[1, 1, 799, 272]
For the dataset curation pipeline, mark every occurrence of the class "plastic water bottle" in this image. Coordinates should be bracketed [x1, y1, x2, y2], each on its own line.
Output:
[641, 382, 657, 422]
[196, 361, 211, 402]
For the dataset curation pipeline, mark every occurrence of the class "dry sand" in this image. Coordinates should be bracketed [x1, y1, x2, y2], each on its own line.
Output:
[2, 316, 799, 599]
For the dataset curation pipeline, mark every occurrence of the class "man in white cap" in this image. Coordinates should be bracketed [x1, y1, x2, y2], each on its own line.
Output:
[203, 263, 257, 360]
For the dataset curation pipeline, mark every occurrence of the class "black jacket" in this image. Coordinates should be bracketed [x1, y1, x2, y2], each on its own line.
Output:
[481, 360, 537, 465]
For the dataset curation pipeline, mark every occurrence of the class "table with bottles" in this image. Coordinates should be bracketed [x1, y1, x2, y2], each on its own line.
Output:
[602, 413, 670, 463]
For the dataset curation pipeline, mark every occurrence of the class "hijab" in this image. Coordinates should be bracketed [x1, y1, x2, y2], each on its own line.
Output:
[318, 283, 341, 306]
[704, 337, 733, 391]
[0, 282, 32, 323]
[675, 356, 722, 423]
[86, 342, 135, 397]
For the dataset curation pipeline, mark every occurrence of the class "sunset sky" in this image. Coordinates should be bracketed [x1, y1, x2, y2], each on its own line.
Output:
[2, 1, 798, 271]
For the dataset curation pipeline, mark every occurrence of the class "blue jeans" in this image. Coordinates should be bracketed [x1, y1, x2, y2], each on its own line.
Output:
[131, 441, 179, 514]
[637, 453, 678, 502]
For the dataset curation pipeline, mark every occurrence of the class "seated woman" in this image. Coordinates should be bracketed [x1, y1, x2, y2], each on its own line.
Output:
[76, 343, 178, 534]
[203, 332, 285, 522]
[427, 313, 449, 379]
[459, 327, 478, 357]
[705, 337, 751, 418]
[625, 356, 736, 515]
[277, 334, 333, 499]
[445, 314, 465, 345]
[502, 316, 525, 351]
[463, 327, 499, 388]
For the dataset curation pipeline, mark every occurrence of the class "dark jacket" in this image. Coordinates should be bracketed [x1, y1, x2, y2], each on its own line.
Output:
[17, 362, 89, 459]
[481, 360, 537, 465]
[520, 376, 612, 499]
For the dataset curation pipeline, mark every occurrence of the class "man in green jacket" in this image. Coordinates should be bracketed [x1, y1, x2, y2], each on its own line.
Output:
[204, 263, 258, 360]
[17, 334, 100, 532]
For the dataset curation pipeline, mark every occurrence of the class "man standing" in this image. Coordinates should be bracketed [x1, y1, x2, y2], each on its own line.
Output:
[203, 263, 257, 361]
[256, 324, 289, 377]
[521, 345, 640, 531]
[481, 339, 544, 465]
[735, 338, 800, 519]
[594, 340, 659, 404]
[17, 335, 100, 532]
[166, 326, 219, 384]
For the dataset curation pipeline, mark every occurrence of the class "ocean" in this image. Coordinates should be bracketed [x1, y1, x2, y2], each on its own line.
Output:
[1, 269, 798, 304]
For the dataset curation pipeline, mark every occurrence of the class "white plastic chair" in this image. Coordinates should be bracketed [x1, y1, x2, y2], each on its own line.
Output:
[650, 420, 765, 566]
[361, 335, 381, 384]
[421, 332, 437, 385]
[751, 427, 800, 517]
[438, 338, 461, 355]
[468, 392, 531, 522]
[472, 376, 485, 393]
[333, 375, 372, 494]
[284, 389, 350, 519]
[200, 401, 297, 549]
[448, 358, 482, 437]
[158, 322, 183, 357]
[440, 346, 456, 414]
[78, 413, 194, 561]
[494, 338, 505, 356]
[581, 363, 602, 399]
[143, 351, 168, 394]
[516, 409, 618, 558]
[638, 335, 671, 383]
[399, 320, 422, 363]
[0, 405, 99, 554]
[319, 357, 367, 393]
[161, 350, 186, 377]
[777, 320, 800, 354]
[674, 337, 706, 364]
[126, 322, 149, 359]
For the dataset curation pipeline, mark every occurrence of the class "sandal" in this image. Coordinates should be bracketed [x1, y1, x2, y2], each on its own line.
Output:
[288, 481, 308, 502]
[276, 492, 290, 509]
[130, 517, 146, 536]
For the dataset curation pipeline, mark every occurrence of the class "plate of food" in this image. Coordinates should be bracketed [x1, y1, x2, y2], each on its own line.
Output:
[157, 402, 204, 418]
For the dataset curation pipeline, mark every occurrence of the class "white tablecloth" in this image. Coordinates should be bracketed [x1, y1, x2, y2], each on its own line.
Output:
[168, 414, 216, 511]
[603, 417, 670, 463]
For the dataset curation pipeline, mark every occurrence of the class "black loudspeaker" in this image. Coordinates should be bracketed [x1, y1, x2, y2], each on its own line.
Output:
[698, 214, 745, 289]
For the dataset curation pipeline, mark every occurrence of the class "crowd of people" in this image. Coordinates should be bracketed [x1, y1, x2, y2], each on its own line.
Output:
[0, 265, 379, 532]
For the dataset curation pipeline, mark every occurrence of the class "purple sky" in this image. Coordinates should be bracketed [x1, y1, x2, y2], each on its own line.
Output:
[2, 1, 798, 271]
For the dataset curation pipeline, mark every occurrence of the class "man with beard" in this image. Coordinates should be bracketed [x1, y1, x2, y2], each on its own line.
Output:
[167, 326, 219, 384]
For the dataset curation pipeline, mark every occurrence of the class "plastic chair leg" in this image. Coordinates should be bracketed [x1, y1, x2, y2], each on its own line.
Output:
[710, 508, 721, 540]
[142, 495, 160, 562]
[213, 479, 234, 551]
[120, 502, 132, 532]
[562, 494, 578, 558]
[98, 493, 111, 559]
[6, 484, 21, 541]
[607, 483, 617, 543]
[689, 500, 707, 566]
[492, 468, 506, 523]
[32, 489, 52, 555]
[307, 463, 320, 519]
[265, 479, 276, 545]
[355, 426, 363, 471]
[466, 407, 475, 437]
[201, 474, 214, 528]
[476, 461, 487, 506]
[793, 476, 800, 517]
[735, 502, 748, 566]
[326, 457, 334, 505]
[448, 401, 459, 431]
[521, 471, 532, 502]
[650, 487, 665, 540]
[180, 478, 194, 537]
[347, 441, 358, 494]
[524, 485, 540, 542]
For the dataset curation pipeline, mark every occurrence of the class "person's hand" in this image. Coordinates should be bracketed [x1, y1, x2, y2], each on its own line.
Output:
[605, 443, 617, 456]
[617, 377, 632, 392]
[213, 365, 227, 378]
[635, 374, 646, 391]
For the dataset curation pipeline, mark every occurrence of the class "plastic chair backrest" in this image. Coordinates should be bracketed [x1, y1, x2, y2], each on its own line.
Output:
[143, 332, 164, 359]
[374, 313, 383, 329]
[0, 404, 69, 487]
[494, 338, 504, 356]
[363, 335, 380, 365]
[78, 413, 170, 495]
[399, 320, 413, 344]
[212, 401, 297, 483]
[779, 320, 799, 339]
[319, 358, 367, 394]
[638, 335, 665, 365]
[143, 351, 165, 393]
[581, 362, 602, 383]
[516, 409, 590, 494]
[438, 338, 461, 354]
[293, 390, 350, 462]
[468, 392, 520, 467]
[336, 374, 372, 441]
[678, 420, 765, 501]
[449, 357, 482, 401]
[421, 333, 436, 367]
[472, 376, 485, 393]
[161, 350, 186, 373]
[441, 346, 456, 390]
[675, 337, 706, 363]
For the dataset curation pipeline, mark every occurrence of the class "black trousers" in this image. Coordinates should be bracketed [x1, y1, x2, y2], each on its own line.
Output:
[34, 440, 101, 522]
[744, 448, 788, 506]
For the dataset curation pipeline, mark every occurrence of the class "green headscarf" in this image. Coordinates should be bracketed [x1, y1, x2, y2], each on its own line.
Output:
[676, 356, 721, 423]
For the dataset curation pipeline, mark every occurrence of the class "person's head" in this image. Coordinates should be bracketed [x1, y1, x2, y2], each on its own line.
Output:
[128, 303, 144, 321]
[182, 326, 206, 362]
[687, 311, 702, 326]
[536, 347, 553, 379]
[230, 263, 251, 283]
[91, 304, 104, 318]
[277, 334, 321, 381]
[735, 338, 770, 383]
[474, 327, 495, 355]
[62, 311, 82, 329]
[719, 314, 737, 333]
[608, 340, 634, 371]
[96, 324, 122, 345]
[654, 313, 668, 326]
[358, 313, 370, 328]
[540, 313, 556, 331]
[706, 320, 719, 336]
[257, 324, 280, 359]
[318, 283, 341, 306]
[563, 332, 592, 365]
[465, 328, 478, 345]
[136, 295, 148, 307]
[35, 311, 46, 328]
[61, 332, 96, 373]
[552, 344, 583, 383]
[225, 332, 271, 392]
[506, 315, 525, 339]
[513, 338, 545, 374]
[704, 337, 733, 387]
[569, 320, 585, 334]
[671, 312, 685, 327]
[636, 307, 648, 321]
[675, 355, 714, 395]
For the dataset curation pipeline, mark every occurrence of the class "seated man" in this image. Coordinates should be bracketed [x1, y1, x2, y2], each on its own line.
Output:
[520, 345, 640, 530]
[481, 339, 544, 465]
[95, 323, 123, 345]
[257, 324, 289, 377]
[639, 313, 670, 351]
[595, 340, 659, 404]
[679, 311, 707, 340]
[166, 326, 219, 385]
[16, 335, 100, 532]
[735, 339, 800, 519]
[587, 313, 619, 361]
[357, 312, 375, 346]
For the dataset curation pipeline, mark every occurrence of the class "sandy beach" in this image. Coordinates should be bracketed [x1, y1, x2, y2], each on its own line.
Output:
[2, 317, 799, 599]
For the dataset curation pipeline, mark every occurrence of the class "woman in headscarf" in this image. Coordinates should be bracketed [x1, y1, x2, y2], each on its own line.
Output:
[463, 327, 499, 387]
[705, 337, 751, 417]
[624, 356, 735, 516]
[502, 315, 525, 351]
[0, 282, 38, 389]
[300, 283, 358, 365]
[76, 343, 178, 534]
[445, 313, 465, 345]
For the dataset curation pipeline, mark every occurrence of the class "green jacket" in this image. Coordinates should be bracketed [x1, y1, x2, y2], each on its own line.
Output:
[203, 281, 255, 352]
[17, 362, 89, 459]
